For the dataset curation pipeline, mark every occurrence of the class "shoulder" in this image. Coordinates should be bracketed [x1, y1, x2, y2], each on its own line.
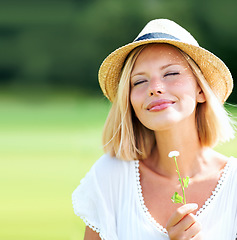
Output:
[207, 149, 233, 172]
[72, 155, 128, 239]
[80, 154, 136, 191]
[93, 153, 128, 170]
[73, 154, 136, 204]
[91, 153, 134, 178]
[72, 154, 136, 213]
[207, 150, 237, 185]
[72, 154, 130, 202]
[213, 151, 237, 178]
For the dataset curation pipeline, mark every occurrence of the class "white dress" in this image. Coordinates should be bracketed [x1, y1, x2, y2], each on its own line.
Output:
[72, 154, 237, 240]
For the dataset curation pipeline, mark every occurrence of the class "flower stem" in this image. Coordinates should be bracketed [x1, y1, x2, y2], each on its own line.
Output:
[173, 156, 186, 204]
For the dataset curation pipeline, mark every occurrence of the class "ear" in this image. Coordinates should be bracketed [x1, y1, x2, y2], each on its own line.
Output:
[196, 87, 206, 103]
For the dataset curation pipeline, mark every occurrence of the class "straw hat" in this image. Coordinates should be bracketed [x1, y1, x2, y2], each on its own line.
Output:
[98, 19, 233, 103]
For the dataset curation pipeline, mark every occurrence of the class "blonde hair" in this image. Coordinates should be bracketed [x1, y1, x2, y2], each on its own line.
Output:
[102, 43, 235, 161]
[180, 51, 235, 146]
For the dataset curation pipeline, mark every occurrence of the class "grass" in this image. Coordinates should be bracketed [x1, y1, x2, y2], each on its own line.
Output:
[1, 89, 236, 240]
[0, 90, 110, 240]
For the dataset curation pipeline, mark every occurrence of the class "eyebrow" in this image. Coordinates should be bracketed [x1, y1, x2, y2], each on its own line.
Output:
[131, 63, 180, 78]
[160, 63, 178, 70]
[131, 72, 146, 78]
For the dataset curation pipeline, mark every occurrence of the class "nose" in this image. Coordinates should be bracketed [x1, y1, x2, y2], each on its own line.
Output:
[148, 77, 164, 96]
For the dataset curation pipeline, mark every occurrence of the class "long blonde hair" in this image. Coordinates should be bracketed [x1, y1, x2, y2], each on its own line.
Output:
[102, 43, 235, 161]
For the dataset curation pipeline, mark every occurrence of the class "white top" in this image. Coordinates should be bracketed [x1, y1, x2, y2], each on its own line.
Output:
[72, 154, 237, 240]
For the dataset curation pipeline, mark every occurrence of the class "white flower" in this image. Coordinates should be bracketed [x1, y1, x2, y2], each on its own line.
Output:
[168, 151, 180, 158]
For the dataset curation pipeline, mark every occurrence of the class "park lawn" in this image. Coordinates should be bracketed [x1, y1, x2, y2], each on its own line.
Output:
[0, 91, 110, 240]
[0, 90, 236, 240]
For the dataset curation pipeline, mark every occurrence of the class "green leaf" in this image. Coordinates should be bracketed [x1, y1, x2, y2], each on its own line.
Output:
[183, 176, 189, 188]
[171, 192, 183, 204]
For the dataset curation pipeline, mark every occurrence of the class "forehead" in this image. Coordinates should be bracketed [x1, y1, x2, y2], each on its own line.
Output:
[134, 43, 187, 66]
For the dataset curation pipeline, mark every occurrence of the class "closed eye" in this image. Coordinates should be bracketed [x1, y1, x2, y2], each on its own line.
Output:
[164, 72, 180, 77]
[133, 80, 147, 86]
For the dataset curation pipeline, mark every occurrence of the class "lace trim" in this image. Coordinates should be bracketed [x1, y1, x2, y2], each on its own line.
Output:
[134, 159, 232, 235]
[72, 189, 107, 240]
[80, 216, 107, 240]
[134, 160, 168, 235]
[196, 160, 231, 216]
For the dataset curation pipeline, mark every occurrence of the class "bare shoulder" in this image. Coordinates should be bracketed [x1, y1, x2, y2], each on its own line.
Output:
[84, 226, 101, 240]
[207, 149, 229, 171]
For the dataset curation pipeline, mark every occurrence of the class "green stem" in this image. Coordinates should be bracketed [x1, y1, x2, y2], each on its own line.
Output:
[173, 156, 186, 204]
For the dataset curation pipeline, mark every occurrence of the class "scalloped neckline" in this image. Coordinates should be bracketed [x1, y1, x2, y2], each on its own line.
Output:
[134, 158, 232, 235]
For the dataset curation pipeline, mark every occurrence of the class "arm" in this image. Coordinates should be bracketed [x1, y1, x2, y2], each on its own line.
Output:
[166, 203, 202, 240]
[84, 226, 101, 240]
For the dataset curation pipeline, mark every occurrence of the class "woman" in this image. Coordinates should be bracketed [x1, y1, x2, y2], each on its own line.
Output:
[72, 19, 237, 240]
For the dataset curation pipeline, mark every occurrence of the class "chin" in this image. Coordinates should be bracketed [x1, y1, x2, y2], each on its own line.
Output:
[141, 113, 195, 132]
[149, 123, 177, 132]
[143, 119, 180, 131]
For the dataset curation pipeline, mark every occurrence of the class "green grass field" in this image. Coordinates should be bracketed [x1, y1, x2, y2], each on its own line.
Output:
[1, 90, 236, 240]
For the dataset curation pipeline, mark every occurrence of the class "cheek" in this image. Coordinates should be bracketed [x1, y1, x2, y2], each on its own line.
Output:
[171, 77, 198, 97]
[130, 89, 141, 110]
[177, 91, 198, 117]
[130, 90, 146, 122]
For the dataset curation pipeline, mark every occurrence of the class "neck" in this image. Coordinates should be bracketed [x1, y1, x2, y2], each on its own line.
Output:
[145, 123, 209, 179]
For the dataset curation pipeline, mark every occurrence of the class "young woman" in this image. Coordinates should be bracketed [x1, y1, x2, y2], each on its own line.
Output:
[72, 19, 237, 240]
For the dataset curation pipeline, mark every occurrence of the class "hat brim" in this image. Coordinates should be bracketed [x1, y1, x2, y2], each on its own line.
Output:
[99, 39, 233, 103]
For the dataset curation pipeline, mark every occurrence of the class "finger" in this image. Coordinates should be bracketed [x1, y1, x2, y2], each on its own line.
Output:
[166, 203, 198, 228]
[175, 213, 197, 232]
[168, 216, 202, 240]
[167, 213, 197, 239]
[185, 220, 202, 239]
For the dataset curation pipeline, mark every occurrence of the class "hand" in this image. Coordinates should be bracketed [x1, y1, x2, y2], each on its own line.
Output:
[166, 203, 202, 240]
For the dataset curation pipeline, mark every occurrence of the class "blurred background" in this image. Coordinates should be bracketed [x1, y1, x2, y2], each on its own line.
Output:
[1, 0, 237, 239]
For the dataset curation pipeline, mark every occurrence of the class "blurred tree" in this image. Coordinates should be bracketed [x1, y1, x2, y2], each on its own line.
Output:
[0, 0, 236, 102]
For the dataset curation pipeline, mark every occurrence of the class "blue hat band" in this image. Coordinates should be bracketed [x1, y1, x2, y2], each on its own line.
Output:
[135, 32, 180, 42]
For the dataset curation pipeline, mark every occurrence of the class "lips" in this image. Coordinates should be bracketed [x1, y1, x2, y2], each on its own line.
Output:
[146, 99, 175, 112]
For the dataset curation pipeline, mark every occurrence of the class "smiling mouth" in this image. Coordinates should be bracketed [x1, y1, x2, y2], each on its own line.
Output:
[147, 100, 175, 112]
